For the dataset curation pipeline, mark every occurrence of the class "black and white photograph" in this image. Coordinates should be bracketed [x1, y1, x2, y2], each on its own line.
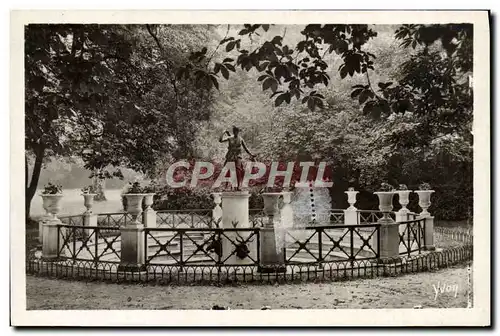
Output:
[10, 10, 490, 326]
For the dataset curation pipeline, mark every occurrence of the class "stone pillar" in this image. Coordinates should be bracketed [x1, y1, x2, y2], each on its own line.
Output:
[220, 191, 254, 265]
[377, 222, 400, 261]
[259, 192, 286, 273]
[373, 191, 400, 262]
[83, 212, 98, 241]
[42, 219, 63, 260]
[212, 192, 222, 227]
[415, 190, 435, 251]
[142, 194, 157, 228]
[119, 194, 146, 272]
[422, 216, 435, 251]
[38, 215, 49, 244]
[119, 223, 146, 272]
[40, 194, 64, 258]
[344, 190, 360, 225]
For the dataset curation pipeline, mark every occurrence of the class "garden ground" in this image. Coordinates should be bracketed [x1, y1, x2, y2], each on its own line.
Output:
[27, 263, 471, 310]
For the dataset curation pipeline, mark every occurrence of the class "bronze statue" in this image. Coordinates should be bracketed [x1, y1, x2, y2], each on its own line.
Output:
[219, 126, 255, 191]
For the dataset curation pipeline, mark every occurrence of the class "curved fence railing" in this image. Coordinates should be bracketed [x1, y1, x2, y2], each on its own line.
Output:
[26, 243, 472, 285]
[44, 218, 431, 267]
[58, 209, 418, 231]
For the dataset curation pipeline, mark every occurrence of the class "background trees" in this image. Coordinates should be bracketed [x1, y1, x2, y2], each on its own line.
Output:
[26, 23, 473, 221]
[25, 24, 218, 217]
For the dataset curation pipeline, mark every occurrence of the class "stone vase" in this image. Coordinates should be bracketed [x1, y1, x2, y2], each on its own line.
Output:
[143, 193, 155, 211]
[396, 190, 412, 211]
[262, 192, 283, 226]
[82, 193, 97, 214]
[41, 194, 64, 220]
[345, 190, 359, 210]
[124, 194, 146, 225]
[374, 191, 396, 223]
[415, 190, 435, 217]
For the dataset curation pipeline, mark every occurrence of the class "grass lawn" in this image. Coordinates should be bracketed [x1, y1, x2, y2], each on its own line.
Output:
[26, 262, 471, 310]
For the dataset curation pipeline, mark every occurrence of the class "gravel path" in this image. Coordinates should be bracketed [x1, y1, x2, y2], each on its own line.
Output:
[26, 263, 471, 310]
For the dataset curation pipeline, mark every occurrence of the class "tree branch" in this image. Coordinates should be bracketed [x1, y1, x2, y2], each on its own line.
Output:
[206, 24, 230, 68]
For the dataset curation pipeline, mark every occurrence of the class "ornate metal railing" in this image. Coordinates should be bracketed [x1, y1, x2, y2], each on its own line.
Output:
[357, 210, 389, 224]
[97, 212, 139, 227]
[398, 218, 426, 257]
[144, 227, 260, 267]
[156, 209, 214, 228]
[57, 224, 121, 263]
[329, 210, 345, 224]
[284, 223, 380, 264]
[59, 214, 84, 226]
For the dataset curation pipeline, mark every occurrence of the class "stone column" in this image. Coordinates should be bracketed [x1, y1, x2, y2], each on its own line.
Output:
[220, 191, 254, 265]
[40, 194, 64, 260]
[212, 192, 222, 227]
[259, 192, 286, 273]
[373, 191, 400, 262]
[38, 196, 53, 243]
[415, 190, 436, 251]
[377, 222, 400, 261]
[119, 194, 146, 272]
[119, 223, 146, 272]
[42, 218, 63, 260]
[38, 214, 50, 244]
[83, 212, 98, 241]
[422, 216, 435, 251]
[142, 194, 157, 228]
[344, 190, 360, 225]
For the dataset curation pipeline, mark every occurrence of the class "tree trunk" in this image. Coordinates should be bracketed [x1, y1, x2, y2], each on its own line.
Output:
[25, 146, 45, 219]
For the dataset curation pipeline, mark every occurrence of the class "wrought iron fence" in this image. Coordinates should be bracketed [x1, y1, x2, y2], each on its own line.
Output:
[398, 218, 425, 257]
[284, 223, 380, 264]
[156, 209, 214, 228]
[97, 212, 139, 227]
[27, 243, 473, 285]
[329, 210, 345, 224]
[144, 227, 260, 267]
[57, 224, 121, 263]
[59, 215, 84, 226]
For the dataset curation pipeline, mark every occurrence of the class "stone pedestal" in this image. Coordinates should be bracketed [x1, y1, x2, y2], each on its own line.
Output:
[396, 208, 410, 236]
[38, 214, 51, 244]
[422, 215, 435, 251]
[344, 210, 360, 225]
[259, 192, 286, 273]
[220, 191, 254, 265]
[42, 219, 63, 260]
[344, 189, 360, 225]
[143, 210, 156, 228]
[83, 212, 98, 241]
[377, 221, 400, 262]
[118, 223, 146, 272]
[259, 227, 286, 273]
